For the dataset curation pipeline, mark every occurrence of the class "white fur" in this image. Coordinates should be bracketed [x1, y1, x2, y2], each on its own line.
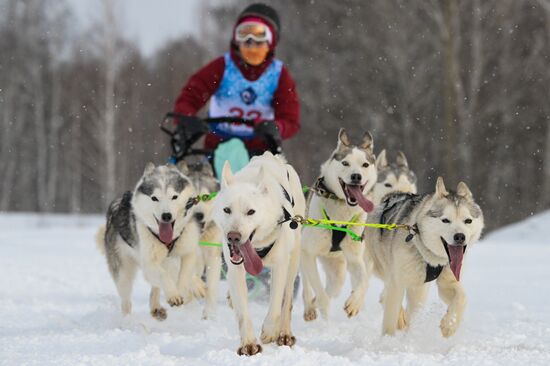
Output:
[363, 177, 484, 337]
[95, 164, 201, 320]
[212, 152, 305, 356]
[301, 129, 377, 321]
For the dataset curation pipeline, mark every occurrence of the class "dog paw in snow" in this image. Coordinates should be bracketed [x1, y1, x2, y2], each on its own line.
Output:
[440, 312, 459, 337]
[237, 342, 262, 356]
[150, 307, 167, 321]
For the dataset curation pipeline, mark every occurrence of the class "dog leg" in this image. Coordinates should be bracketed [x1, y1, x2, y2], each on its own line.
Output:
[278, 237, 300, 347]
[400, 284, 429, 330]
[382, 281, 405, 336]
[202, 247, 222, 319]
[301, 264, 316, 321]
[149, 286, 167, 320]
[437, 267, 466, 337]
[226, 258, 261, 356]
[342, 246, 369, 318]
[320, 255, 346, 298]
[379, 288, 406, 330]
[261, 254, 290, 344]
[301, 250, 330, 320]
[113, 257, 137, 315]
[177, 251, 199, 304]
[142, 260, 182, 307]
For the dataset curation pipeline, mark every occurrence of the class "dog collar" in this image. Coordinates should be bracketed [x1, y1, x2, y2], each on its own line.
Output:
[310, 177, 344, 202]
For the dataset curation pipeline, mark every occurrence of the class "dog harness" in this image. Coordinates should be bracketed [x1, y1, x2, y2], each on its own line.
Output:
[321, 208, 360, 252]
[256, 242, 275, 258]
[256, 176, 299, 259]
[378, 194, 452, 283]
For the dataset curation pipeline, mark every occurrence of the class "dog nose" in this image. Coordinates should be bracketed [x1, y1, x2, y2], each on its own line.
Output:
[454, 233, 466, 245]
[194, 212, 204, 222]
[227, 231, 241, 244]
[350, 173, 362, 184]
[161, 212, 172, 222]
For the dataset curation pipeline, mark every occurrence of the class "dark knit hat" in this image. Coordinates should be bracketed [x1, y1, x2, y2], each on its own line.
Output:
[238, 3, 280, 36]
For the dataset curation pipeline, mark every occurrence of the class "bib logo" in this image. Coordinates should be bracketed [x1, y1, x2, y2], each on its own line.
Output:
[240, 87, 257, 105]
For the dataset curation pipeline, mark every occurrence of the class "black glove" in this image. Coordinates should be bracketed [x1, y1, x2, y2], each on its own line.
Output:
[172, 116, 209, 161]
[254, 120, 282, 154]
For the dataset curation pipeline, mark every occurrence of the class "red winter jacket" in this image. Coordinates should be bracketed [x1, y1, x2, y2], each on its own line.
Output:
[173, 49, 300, 152]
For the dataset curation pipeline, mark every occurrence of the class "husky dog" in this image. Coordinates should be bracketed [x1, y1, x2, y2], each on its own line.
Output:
[212, 152, 305, 356]
[363, 177, 484, 337]
[96, 163, 201, 320]
[371, 149, 417, 205]
[301, 129, 377, 321]
[180, 160, 222, 319]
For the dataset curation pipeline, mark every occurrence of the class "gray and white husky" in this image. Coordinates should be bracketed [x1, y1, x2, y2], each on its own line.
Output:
[212, 151, 305, 356]
[95, 163, 201, 320]
[301, 128, 377, 321]
[363, 177, 484, 337]
[180, 160, 222, 319]
[371, 149, 417, 205]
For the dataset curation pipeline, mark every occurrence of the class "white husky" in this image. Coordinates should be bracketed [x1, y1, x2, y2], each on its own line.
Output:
[96, 163, 201, 320]
[301, 129, 377, 321]
[363, 177, 484, 337]
[212, 152, 305, 356]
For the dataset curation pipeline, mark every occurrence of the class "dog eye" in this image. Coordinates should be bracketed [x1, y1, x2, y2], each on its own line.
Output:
[223, 207, 231, 214]
[247, 209, 256, 216]
[465, 218, 472, 224]
[342, 161, 350, 166]
[442, 218, 450, 224]
[172, 195, 178, 200]
[151, 196, 159, 202]
[362, 162, 369, 168]
[384, 183, 392, 188]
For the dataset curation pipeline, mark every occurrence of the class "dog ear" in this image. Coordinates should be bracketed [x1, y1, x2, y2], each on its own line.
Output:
[435, 176, 448, 198]
[457, 181, 473, 199]
[338, 128, 351, 147]
[144, 162, 155, 175]
[221, 161, 234, 188]
[176, 161, 189, 175]
[359, 131, 374, 152]
[396, 151, 409, 167]
[376, 149, 388, 169]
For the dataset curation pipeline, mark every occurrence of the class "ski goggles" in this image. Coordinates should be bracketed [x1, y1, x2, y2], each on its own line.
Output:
[235, 21, 273, 44]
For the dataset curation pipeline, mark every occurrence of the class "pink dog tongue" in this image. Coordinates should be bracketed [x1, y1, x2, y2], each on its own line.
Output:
[347, 185, 374, 213]
[240, 239, 264, 276]
[158, 222, 173, 245]
[448, 245, 464, 281]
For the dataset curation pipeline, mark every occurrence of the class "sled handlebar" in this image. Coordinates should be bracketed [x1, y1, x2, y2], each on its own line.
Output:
[161, 112, 256, 136]
[160, 112, 281, 162]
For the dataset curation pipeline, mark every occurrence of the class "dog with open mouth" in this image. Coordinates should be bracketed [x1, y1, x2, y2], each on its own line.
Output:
[301, 128, 377, 321]
[362, 177, 484, 337]
[211, 151, 305, 356]
[95, 163, 201, 321]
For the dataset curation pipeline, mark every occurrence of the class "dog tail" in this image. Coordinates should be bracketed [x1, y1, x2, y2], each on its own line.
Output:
[95, 225, 107, 255]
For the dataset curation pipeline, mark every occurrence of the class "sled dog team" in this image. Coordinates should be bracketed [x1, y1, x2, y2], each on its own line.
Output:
[96, 128, 484, 356]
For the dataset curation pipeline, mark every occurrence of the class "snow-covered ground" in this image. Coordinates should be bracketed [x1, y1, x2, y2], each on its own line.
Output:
[1, 212, 549, 365]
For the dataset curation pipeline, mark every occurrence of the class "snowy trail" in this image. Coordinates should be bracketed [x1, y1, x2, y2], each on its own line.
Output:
[1, 213, 549, 365]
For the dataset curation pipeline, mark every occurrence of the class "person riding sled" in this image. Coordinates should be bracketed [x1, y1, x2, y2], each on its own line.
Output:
[171, 3, 300, 175]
